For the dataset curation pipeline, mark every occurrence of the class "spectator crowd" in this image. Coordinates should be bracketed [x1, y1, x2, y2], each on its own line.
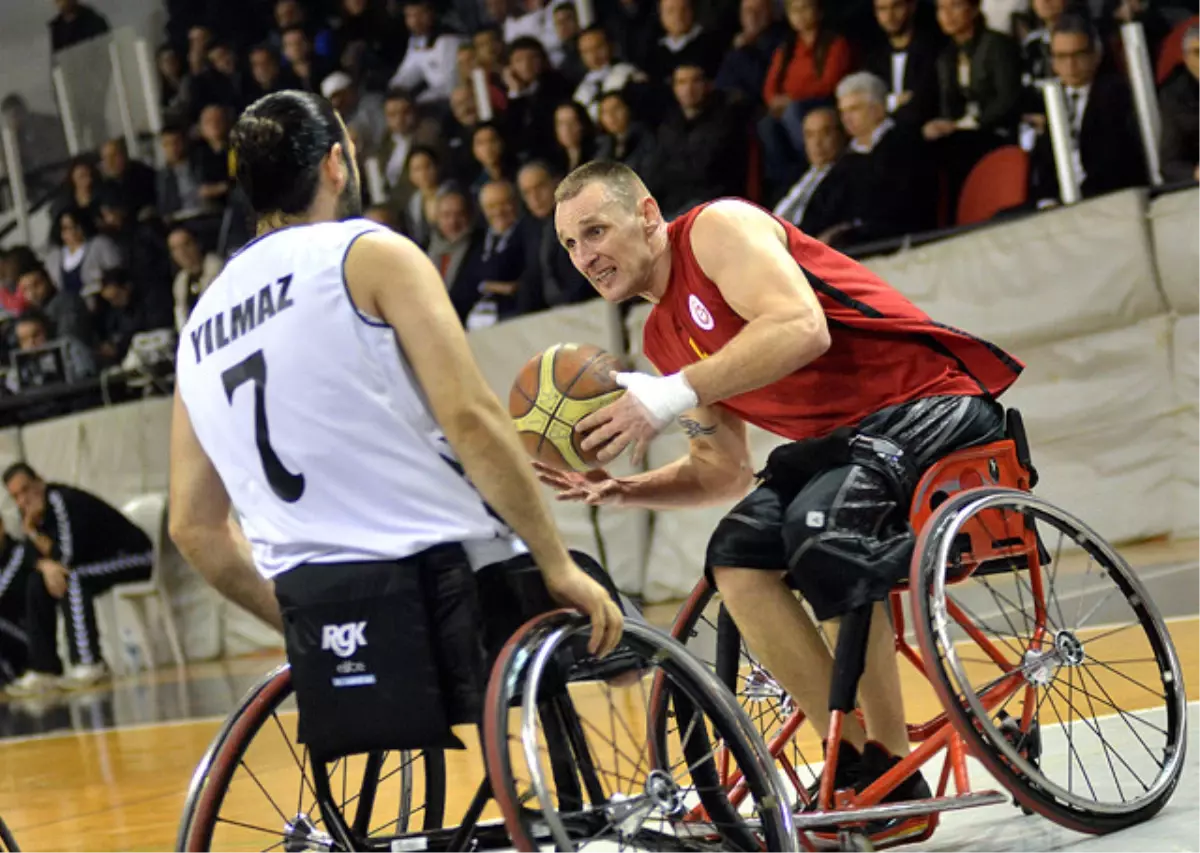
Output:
[0, 0, 1195, 400]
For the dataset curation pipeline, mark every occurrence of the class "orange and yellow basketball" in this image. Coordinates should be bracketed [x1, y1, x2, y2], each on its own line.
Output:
[509, 343, 625, 472]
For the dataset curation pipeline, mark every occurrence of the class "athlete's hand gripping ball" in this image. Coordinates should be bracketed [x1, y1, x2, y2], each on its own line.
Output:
[578, 371, 699, 466]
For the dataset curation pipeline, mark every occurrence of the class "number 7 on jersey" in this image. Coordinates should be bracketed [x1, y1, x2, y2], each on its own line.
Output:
[221, 349, 306, 503]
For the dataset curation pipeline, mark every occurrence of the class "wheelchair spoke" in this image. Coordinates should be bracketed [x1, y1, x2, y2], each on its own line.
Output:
[1081, 654, 1168, 701]
[1077, 665, 1167, 765]
[236, 758, 290, 826]
[270, 714, 318, 814]
[947, 594, 1029, 661]
[1046, 677, 1148, 796]
[215, 816, 290, 839]
[1044, 684, 1097, 802]
[1045, 526, 1069, 630]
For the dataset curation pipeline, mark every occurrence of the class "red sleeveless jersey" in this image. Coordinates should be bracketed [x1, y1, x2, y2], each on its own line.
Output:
[642, 203, 1023, 440]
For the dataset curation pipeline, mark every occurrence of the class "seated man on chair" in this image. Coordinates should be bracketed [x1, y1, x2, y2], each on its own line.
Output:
[4, 463, 153, 695]
[541, 161, 1024, 842]
[0, 515, 38, 688]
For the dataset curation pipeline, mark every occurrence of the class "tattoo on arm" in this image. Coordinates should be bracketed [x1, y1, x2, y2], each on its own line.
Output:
[679, 416, 717, 439]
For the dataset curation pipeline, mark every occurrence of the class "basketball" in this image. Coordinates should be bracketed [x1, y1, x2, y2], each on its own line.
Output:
[509, 343, 625, 472]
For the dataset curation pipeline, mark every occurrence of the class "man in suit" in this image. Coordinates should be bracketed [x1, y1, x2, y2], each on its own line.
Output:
[1158, 23, 1199, 184]
[457, 180, 535, 328]
[772, 107, 853, 239]
[156, 126, 202, 220]
[924, 0, 1022, 203]
[863, 0, 944, 128]
[427, 188, 487, 319]
[99, 138, 158, 217]
[832, 72, 935, 244]
[515, 161, 593, 314]
[648, 0, 724, 84]
[1029, 14, 1147, 202]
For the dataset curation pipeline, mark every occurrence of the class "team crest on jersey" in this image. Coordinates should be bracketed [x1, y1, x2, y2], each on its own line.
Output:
[688, 294, 715, 331]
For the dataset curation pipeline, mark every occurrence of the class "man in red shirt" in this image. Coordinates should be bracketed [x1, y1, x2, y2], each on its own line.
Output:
[539, 161, 1021, 836]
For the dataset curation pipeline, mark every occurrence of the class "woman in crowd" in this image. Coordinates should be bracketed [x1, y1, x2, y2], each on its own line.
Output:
[43, 207, 122, 299]
[53, 158, 103, 226]
[594, 90, 657, 177]
[469, 122, 518, 198]
[551, 101, 599, 174]
[758, 0, 853, 188]
[402, 146, 445, 249]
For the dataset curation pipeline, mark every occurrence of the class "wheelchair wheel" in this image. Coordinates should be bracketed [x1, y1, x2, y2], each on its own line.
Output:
[912, 487, 1188, 834]
[668, 578, 823, 805]
[484, 610, 798, 851]
[177, 665, 446, 851]
[0, 815, 17, 852]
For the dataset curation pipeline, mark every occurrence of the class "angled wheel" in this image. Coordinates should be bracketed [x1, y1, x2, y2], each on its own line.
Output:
[912, 488, 1188, 834]
[484, 610, 798, 851]
[177, 665, 446, 851]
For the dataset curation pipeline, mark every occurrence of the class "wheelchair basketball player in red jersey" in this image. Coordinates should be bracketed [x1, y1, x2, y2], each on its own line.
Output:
[537, 161, 1025, 843]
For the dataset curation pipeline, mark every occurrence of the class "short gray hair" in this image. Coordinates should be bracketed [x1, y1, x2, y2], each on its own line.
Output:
[835, 71, 888, 105]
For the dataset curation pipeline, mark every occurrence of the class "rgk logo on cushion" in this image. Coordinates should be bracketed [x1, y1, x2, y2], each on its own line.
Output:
[321, 621, 368, 658]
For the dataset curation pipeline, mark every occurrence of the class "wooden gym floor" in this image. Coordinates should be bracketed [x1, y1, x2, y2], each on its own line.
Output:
[0, 540, 1196, 852]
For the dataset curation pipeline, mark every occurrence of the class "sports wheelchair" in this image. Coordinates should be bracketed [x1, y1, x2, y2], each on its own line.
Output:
[177, 605, 801, 851]
[667, 409, 1189, 849]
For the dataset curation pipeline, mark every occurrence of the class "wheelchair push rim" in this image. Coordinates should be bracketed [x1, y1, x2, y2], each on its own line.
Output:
[914, 487, 1188, 831]
[177, 664, 445, 851]
[484, 609, 799, 852]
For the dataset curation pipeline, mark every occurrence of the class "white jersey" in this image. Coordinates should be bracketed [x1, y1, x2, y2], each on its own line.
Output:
[176, 219, 526, 579]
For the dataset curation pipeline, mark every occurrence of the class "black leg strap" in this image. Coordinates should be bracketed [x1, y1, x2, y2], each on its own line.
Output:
[829, 604, 873, 714]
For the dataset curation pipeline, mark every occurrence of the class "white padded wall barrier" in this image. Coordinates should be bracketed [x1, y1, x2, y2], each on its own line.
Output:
[1001, 315, 1177, 445]
[865, 189, 1165, 351]
[1171, 314, 1198, 537]
[1149, 187, 1200, 314]
[20, 398, 171, 509]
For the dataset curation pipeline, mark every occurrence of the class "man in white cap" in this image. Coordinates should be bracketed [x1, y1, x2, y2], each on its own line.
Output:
[321, 71, 387, 157]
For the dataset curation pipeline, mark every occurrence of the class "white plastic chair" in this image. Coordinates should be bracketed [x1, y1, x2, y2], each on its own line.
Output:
[103, 493, 186, 674]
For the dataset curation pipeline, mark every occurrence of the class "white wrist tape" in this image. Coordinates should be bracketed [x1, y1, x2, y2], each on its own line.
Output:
[614, 371, 699, 430]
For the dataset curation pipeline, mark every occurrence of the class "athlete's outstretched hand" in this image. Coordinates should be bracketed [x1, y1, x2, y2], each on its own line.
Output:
[532, 461, 627, 506]
[543, 564, 625, 657]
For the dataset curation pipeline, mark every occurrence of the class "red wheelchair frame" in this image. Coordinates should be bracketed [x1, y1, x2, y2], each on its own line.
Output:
[668, 423, 1052, 847]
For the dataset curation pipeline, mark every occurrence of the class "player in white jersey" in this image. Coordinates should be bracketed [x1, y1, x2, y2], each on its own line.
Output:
[168, 91, 622, 728]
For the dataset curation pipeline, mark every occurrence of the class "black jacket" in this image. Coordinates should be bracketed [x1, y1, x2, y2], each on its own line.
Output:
[863, 24, 944, 127]
[50, 4, 110, 53]
[37, 484, 151, 570]
[1030, 73, 1148, 201]
[1159, 70, 1199, 184]
[934, 27, 1023, 136]
[843, 122, 936, 240]
[652, 95, 748, 216]
[506, 73, 575, 162]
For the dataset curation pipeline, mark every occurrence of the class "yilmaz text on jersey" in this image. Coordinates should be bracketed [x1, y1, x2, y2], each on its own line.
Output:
[190, 274, 296, 365]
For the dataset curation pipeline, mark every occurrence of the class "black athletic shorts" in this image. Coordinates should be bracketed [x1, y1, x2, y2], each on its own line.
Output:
[706, 395, 1005, 621]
